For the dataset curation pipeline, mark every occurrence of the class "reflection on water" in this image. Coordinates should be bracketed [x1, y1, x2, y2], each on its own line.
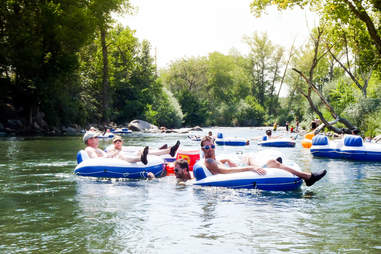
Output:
[0, 129, 380, 253]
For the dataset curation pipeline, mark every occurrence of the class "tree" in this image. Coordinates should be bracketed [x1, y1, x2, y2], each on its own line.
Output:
[244, 32, 284, 116]
[291, 26, 355, 133]
[1, 0, 95, 127]
[88, 0, 133, 123]
[250, 0, 381, 58]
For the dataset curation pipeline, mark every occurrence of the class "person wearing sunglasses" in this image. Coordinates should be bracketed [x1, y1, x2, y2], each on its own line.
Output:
[200, 136, 326, 186]
[174, 159, 193, 184]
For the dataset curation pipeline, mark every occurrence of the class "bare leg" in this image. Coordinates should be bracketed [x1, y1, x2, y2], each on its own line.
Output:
[266, 160, 311, 179]
[117, 146, 149, 165]
[146, 141, 180, 157]
[148, 148, 171, 156]
[117, 153, 142, 163]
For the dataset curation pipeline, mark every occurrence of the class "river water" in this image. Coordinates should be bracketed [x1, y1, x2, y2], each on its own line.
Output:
[0, 127, 380, 253]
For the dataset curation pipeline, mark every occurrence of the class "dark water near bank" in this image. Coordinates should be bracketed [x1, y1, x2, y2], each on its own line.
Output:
[0, 127, 380, 253]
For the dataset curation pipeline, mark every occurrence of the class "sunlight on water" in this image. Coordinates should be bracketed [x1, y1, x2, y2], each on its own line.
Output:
[0, 129, 380, 253]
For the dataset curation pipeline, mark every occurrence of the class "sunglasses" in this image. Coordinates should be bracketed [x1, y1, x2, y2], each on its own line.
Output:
[202, 144, 215, 150]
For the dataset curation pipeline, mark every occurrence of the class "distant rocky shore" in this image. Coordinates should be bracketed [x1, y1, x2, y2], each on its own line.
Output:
[0, 119, 203, 137]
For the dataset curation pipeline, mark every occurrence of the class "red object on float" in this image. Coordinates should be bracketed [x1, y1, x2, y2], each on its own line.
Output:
[175, 150, 200, 171]
[165, 150, 201, 176]
[166, 162, 175, 175]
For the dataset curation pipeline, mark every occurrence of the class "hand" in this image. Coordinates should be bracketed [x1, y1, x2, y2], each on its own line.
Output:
[253, 167, 266, 175]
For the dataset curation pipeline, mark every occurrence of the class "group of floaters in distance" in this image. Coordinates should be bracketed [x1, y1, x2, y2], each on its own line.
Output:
[75, 126, 328, 191]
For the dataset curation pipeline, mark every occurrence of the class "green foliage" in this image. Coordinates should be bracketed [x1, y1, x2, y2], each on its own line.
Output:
[326, 79, 355, 115]
[235, 96, 265, 126]
[363, 109, 381, 138]
[144, 88, 183, 128]
[1, 0, 96, 126]
[177, 90, 208, 126]
[343, 98, 381, 129]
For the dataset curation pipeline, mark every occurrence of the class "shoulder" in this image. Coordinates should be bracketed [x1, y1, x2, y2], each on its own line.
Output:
[205, 158, 216, 165]
[84, 146, 94, 152]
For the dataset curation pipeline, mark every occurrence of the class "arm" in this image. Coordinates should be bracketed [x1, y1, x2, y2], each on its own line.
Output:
[105, 148, 120, 158]
[219, 159, 238, 167]
[85, 147, 100, 159]
[205, 158, 265, 175]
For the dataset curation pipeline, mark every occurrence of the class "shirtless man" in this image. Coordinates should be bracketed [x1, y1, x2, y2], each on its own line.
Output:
[83, 131, 149, 164]
[201, 136, 326, 186]
[174, 159, 193, 184]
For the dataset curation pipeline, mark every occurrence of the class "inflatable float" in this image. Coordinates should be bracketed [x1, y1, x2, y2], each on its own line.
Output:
[215, 133, 248, 146]
[301, 132, 314, 148]
[111, 128, 132, 135]
[310, 134, 381, 161]
[74, 150, 165, 178]
[97, 133, 114, 139]
[192, 151, 303, 191]
[258, 136, 296, 147]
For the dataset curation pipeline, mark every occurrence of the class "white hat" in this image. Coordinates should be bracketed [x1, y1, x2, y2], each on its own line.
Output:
[83, 131, 99, 143]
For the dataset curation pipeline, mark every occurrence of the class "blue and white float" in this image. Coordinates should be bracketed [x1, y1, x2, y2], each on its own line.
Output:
[310, 134, 381, 161]
[258, 136, 296, 147]
[111, 128, 132, 135]
[215, 133, 248, 146]
[192, 151, 303, 191]
[97, 133, 114, 139]
[74, 150, 165, 178]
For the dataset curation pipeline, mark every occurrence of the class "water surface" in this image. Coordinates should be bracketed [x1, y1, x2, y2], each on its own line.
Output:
[0, 128, 380, 253]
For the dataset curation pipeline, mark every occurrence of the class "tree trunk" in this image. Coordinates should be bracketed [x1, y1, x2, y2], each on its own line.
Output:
[100, 25, 109, 123]
[293, 68, 355, 133]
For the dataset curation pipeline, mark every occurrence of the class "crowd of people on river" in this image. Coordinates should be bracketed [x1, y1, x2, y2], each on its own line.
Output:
[81, 127, 329, 187]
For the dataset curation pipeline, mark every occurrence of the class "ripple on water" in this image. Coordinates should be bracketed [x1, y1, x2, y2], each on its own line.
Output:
[1, 130, 381, 253]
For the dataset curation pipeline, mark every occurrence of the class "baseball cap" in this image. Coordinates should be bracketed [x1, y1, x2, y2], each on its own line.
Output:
[112, 136, 123, 143]
[83, 131, 100, 143]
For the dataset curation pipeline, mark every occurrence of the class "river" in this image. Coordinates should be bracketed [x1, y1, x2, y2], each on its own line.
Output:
[0, 127, 380, 253]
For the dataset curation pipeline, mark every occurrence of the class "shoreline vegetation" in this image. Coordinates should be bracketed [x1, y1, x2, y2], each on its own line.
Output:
[1, 1, 380, 138]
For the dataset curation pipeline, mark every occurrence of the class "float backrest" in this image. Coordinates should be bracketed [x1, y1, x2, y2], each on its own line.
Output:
[312, 135, 329, 146]
[77, 150, 89, 164]
[344, 135, 363, 147]
[217, 132, 223, 139]
[305, 132, 314, 140]
[262, 136, 268, 141]
[193, 162, 212, 181]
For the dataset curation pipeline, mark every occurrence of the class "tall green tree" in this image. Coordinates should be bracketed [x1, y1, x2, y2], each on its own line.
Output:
[88, 0, 133, 122]
[1, 0, 95, 126]
[244, 32, 284, 116]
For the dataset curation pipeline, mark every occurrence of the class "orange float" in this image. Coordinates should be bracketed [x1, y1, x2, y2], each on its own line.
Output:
[302, 132, 314, 148]
[166, 150, 201, 175]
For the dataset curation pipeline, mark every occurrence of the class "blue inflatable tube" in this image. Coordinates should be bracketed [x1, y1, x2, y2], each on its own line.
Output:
[258, 138, 296, 147]
[74, 150, 165, 178]
[192, 151, 303, 191]
[215, 132, 248, 146]
[310, 134, 381, 161]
